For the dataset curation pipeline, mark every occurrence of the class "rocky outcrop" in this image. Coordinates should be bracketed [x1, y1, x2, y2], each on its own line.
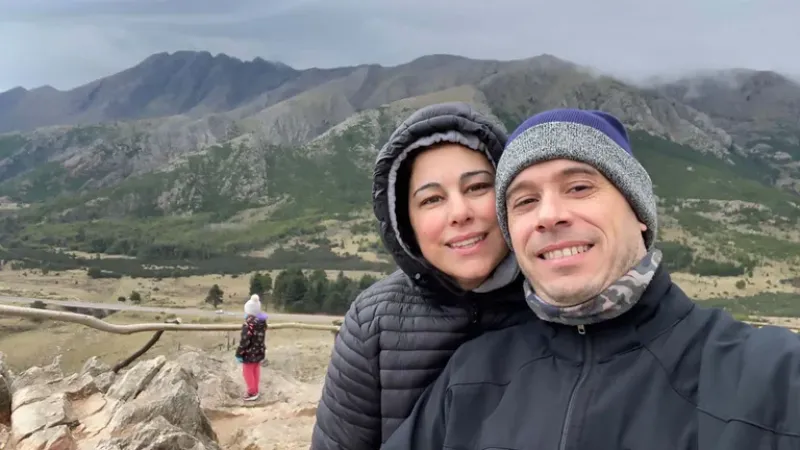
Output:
[0, 353, 11, 426]
[0, 347, 324, 450]
[2, 352, 222, 450]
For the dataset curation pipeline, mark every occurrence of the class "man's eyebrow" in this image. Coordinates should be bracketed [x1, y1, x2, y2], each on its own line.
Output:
[505, 165, 600, 200]
[560, 166, 599, 178]
[506, 179, 534, 200]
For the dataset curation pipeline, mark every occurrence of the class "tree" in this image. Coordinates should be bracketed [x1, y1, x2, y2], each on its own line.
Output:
[261, 273, 273, 294]
[301, 269, 328, 313]
[249, 273, 265, 298]
[358, 273, 378, 290]
[205, 284, 224, 308]
[130, 291, 142, 304]
[272, 268, 307, 311]
[249, 272, 273, 298]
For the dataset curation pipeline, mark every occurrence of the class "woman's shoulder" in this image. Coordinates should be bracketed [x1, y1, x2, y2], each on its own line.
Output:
[345, 270, 488, 339]
[347, 270, 432, 322]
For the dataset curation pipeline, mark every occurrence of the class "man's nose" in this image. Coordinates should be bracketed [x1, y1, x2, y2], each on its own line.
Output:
[535, 194, 569, 231]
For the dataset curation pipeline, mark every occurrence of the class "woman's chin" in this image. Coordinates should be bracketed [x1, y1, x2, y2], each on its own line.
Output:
[449, 267, 493, 291]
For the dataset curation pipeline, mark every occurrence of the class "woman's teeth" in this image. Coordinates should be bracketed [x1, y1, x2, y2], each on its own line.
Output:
[448, 234, 486, 248]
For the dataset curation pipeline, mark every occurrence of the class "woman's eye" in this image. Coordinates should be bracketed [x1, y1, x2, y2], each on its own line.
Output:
[467, 182, 492, 193]
[420, 196, 442, 206]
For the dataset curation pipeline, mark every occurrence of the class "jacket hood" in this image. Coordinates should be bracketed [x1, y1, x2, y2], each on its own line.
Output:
[372, 101, 519, 297]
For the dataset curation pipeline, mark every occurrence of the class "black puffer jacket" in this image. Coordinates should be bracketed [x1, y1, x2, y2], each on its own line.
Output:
[311, 102, 534, 449]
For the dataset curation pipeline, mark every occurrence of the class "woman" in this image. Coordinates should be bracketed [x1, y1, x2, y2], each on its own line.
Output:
[310, 102, 533, 449]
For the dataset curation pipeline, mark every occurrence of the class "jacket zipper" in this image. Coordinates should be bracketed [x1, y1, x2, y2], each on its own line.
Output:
[558, 324, 592, 450]
[470, 300, 480, 324]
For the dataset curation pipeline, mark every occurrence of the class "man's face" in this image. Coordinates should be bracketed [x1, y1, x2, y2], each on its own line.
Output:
[505, 159, 648, 306]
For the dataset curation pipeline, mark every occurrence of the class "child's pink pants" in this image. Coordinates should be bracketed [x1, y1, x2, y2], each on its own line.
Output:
[242, 362, 261, 395]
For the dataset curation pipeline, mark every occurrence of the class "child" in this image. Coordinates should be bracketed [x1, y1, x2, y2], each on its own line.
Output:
[235, 294, 268, 401]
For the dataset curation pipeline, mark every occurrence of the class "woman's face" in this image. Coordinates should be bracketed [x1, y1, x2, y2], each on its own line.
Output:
[407, 143, 509, 290]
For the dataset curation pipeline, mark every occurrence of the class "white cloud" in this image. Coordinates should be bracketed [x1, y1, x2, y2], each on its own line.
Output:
[1, 0, 799, 91]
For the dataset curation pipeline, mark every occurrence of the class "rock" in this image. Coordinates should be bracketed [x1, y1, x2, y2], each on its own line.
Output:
[106, 356, 165, 402]
[71, 393, 106, 422]
[16, 424, 76, 450]
[174, 350, 241, 409]
[0, 424, 9, 449]
[96, 416, 218, 450]
[10, 393, 74, 442]
[106, 361, 217, 447]
[92, 372, 115, 395]
[11, 357, 63, 393]
[81, 357, 111, 378]
[0, 352, 12, 384]
[0, 374, 10, 426]
[11, 384, 55, 411]
[64, 373, 98, 401]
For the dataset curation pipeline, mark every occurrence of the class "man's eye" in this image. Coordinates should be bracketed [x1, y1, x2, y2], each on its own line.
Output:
[512, 197, 536, 209]
[569, 184, 592, 193]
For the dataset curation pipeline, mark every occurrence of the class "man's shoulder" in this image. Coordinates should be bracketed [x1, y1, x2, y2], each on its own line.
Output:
[717, 316, 800, 370]
[689, 305, 800, 435]
[691, 302, 800, 357]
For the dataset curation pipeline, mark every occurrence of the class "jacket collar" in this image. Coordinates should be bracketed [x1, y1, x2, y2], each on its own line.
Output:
[526, 266, 696, 362]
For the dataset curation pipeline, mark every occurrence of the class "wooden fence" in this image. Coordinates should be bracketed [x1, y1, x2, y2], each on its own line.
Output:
[2, 303, 798, 372]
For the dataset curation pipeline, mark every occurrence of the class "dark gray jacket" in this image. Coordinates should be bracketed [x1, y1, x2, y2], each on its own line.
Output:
[310, 102, 534, 449]
[382, 266, 800, 449]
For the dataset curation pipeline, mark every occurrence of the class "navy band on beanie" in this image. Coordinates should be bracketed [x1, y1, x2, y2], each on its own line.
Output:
[495, 108, 658, 250]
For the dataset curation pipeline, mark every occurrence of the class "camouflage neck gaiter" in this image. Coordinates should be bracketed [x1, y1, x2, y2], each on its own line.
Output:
[523, 248, 663, 326]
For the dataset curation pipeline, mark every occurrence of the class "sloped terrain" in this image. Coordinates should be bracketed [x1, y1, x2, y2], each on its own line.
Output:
[0, 51, 798, 290]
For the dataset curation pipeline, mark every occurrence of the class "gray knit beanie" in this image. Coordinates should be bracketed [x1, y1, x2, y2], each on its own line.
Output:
[495, 108, 657, 250]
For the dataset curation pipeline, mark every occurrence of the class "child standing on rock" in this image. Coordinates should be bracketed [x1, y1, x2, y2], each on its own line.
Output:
[235, 294, 268, 401]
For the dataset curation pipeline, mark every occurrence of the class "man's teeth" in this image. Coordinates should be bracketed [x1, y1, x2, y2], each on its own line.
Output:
[541, 245, 591, 260]
[449, 235, 485, 248]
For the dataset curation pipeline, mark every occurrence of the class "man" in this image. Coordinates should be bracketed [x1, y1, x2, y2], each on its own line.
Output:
[380, 108, 800, 449]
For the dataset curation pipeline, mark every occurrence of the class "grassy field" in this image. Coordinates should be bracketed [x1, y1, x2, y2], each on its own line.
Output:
[0, 266, 383, 310]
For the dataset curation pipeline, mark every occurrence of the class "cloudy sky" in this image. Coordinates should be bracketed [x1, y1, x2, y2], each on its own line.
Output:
[0, 0, 797, 91]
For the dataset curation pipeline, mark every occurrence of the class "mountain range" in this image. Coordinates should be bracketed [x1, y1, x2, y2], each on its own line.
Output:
[0, 50, 799, 288]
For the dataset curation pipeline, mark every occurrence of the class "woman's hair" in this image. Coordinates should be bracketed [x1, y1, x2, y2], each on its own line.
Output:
[393, 151, 421, 256]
